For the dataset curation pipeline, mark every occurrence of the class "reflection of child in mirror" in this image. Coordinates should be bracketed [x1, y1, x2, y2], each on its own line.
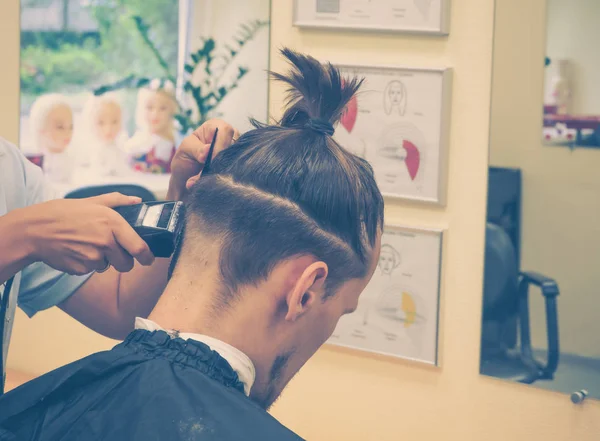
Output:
[29, 93, 73, 183]
[551, 59, 570, 116]
[125, 79, 178, 174]
[83, 93, 129, 176]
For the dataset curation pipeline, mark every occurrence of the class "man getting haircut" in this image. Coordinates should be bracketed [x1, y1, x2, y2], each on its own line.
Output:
[0, 48, 384, 441]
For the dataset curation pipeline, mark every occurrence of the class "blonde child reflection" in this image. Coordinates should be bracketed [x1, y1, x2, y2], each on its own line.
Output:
[97, 99, 122, 144]
[125, 79, 178, 174]
[83, 93, 129, 176]
[29, 93, 74, 183]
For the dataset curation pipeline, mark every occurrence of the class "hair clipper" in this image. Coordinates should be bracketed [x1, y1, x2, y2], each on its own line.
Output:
[113, 201, 185, 258]
[112, 128, 219, 259]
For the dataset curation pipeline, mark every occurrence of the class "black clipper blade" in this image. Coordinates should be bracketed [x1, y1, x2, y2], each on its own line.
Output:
[113, 201, 185, 258]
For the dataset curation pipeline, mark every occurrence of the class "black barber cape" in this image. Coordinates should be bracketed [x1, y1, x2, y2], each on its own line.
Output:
[0, 330, 304, 441]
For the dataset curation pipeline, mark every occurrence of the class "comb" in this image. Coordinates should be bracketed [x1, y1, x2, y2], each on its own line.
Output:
[202, 128, 219, 174]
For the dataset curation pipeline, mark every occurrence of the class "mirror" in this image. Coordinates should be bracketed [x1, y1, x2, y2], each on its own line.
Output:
[481, 0, 600, 401]
[19, 0, 270, 196]
[542, 1, 600, 148]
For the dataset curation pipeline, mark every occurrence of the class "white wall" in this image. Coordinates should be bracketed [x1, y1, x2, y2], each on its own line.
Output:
[187, 0, 270, 132]
[544, 0, 600, 114]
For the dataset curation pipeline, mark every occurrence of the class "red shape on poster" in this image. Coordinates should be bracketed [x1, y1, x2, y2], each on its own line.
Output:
[403, 140, 420, 180]
[340, 95, 358, 133]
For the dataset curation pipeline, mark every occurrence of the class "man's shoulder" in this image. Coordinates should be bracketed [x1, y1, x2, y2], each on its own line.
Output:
[226, 398, 305, 440]
[141, 355, 305, 440]
[0, 345, 307, 441]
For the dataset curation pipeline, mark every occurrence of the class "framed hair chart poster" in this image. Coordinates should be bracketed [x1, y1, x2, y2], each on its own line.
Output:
[333, 65, 452, 205]
[293, 0, 451, 35]
[328, 225, 443, 366]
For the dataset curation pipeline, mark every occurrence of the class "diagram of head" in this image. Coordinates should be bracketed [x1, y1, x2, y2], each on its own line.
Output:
[377, 122, 426, 183]
[29, 93, 73, 154]
[383, 80, 407, 116]
[83, 92, 123, 145]
[378, 244, 401, 275]
[375, 286, 427, 346]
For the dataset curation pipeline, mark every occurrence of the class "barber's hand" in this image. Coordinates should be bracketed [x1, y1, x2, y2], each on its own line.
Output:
[25, 193, 155, 275]
[168, 119, 240, 200]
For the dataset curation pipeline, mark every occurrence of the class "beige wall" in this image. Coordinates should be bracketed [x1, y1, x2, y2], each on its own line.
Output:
[0, 1, 20, 144]
[490, 0, 600, 358]
[3, 0, 600, 440]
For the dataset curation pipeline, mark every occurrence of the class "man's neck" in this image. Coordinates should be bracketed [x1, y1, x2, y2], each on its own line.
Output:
[135, 317, 256, 395]
[147, 279, 280, 401]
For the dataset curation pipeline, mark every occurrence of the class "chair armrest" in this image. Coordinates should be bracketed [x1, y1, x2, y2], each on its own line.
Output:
[517, 271, 560, 383]
[520, 271, 560, 297]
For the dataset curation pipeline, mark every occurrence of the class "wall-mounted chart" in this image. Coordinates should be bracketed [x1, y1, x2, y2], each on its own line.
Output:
[328, 225, 443, 365]
[333, 65, 452, 204]
[293, 0, 451, 35]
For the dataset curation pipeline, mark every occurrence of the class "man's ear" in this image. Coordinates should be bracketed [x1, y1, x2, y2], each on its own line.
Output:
[285, 261, 328, 322]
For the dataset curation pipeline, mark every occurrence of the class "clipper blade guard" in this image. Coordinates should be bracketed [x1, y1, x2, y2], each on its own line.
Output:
[113, 201, 185, 258]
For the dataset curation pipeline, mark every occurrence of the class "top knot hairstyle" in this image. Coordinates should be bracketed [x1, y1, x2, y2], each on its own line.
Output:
[170, 48, 384, 300]
[273, 48, 363, 137]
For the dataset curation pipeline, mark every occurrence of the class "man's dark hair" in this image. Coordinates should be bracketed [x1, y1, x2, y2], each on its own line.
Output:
[170, 48, 384, 300]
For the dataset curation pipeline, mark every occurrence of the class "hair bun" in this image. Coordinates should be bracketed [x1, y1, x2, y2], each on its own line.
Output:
[272, 49, 363, 133]
[305, 118, 335, 136]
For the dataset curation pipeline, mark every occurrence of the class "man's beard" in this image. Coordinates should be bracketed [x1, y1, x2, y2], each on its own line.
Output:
[253, 350, 295, 410]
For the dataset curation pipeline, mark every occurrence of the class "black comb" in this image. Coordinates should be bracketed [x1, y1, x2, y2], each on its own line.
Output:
[202, 128, 218, 174]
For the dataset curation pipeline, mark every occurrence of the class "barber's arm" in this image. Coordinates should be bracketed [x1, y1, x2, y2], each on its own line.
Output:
[0, 192, 153, 287]
[0, 211, 36, 285]
[58, 120, 239, 339]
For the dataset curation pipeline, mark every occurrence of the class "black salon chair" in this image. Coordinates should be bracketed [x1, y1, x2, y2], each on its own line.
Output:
[64, 184, 156, 202]
[480, 167, 560, 384]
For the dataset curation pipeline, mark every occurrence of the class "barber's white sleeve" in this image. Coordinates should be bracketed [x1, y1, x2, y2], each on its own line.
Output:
[0, 137, 93, 317]
[18, 263, 92, 318]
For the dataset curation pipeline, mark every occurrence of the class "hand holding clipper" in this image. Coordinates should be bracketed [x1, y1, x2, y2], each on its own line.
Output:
[112, 129, 220, 259]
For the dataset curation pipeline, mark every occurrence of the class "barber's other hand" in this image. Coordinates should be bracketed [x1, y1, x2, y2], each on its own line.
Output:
[24, 193, 155, 275]
[168, 119, 239, 200]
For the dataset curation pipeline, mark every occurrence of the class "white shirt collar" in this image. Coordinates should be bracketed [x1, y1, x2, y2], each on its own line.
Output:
[134, 317, 255, 396]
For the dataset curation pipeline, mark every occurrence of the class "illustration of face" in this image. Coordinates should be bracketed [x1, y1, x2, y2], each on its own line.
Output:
[41, 104, 73, 153]
[378, 244, 400, 275]
[144, 90, 175, 135]
[388, 81, 404, 106]
[95, 101, 122, 144]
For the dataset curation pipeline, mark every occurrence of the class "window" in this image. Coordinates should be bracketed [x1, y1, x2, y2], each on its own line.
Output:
[20, 0, 179, 148]
[20, 0, 270, 195]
